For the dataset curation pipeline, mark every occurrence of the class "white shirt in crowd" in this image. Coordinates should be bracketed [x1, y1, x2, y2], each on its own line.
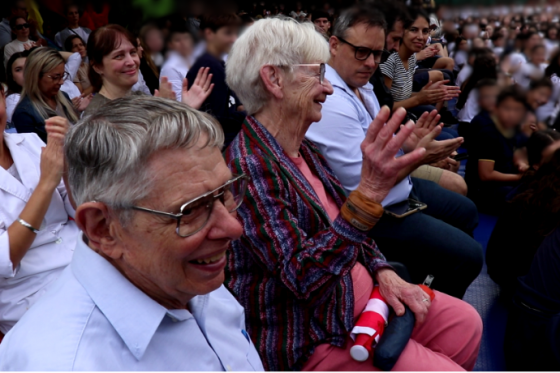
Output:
[0, 238, 265, 371]
[457, 89, 479, 123]
[456, 64, 472, 88]
[5, 93, 20, 126]
[516, 62, 547, 90]
[0, 132, 79, 334]
[160, 51, 190, 102]
[54, 27, 90, 50]
[509, 52, 528, 85]
[61, 52, 82, 99]
[544, 38, 559, 60]
[306, 64, 413, 207]
[3, 39, 34, 69]
[537, 73, 560, 124]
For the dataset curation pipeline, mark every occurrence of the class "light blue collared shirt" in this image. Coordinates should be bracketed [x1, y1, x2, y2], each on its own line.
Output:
[0, 239, 264, 371]
[306, 64, 412, 207]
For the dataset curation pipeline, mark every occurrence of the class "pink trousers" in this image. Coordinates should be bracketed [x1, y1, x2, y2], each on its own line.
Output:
[302, 264, 483, 371]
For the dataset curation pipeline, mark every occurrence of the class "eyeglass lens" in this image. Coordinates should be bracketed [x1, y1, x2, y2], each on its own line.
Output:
[354, 48, 383, 62]
[15, 23, 30, 30]
[177, 176, 247, 236]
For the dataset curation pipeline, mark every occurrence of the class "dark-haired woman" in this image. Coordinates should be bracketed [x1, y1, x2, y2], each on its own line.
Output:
[456, 54, 498, 124]
[83, 24, 212, 117]
[380, 8, 459, 117]
[539, 48, 560, 126]
[5, 51, 28, 127]
[64, 34, 92, 96]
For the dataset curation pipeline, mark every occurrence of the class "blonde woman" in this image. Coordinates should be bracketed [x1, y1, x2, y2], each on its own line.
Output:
[12, 48, 79, 143]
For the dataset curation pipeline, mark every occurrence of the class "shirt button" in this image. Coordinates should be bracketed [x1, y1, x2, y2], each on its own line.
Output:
[56, 238, 63, 244]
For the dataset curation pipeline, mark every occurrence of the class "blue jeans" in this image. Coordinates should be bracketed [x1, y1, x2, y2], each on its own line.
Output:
[369, 178, 483, 299]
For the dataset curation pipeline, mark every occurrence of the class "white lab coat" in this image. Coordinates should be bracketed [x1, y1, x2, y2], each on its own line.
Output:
[0, 132, 79, 334]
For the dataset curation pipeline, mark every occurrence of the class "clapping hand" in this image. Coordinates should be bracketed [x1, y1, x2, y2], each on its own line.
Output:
[154, 76, 177, 100]
[181, 67, 214, 110]
[40, 117, 70, 189]
[357, 107, 426, 203]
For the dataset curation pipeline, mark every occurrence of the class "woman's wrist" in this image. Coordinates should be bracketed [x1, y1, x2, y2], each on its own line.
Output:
[341, 190, 385, 231]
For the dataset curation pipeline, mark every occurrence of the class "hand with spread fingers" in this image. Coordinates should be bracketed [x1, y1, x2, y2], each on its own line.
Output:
[154, 76, 177, 100]
[357, 106, 427, 204]
[181, 67, 214, 110]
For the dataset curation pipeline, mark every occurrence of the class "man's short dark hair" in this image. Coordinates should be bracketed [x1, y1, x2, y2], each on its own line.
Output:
[496, 86, 527, 107]
[312, 10, 330, 23]
[371, 0, 410, 32]
[476, 78, 498, 90]
[200, 11, 241, 32]
[331, 5, 387, 39]
[529, 77, 553, 91]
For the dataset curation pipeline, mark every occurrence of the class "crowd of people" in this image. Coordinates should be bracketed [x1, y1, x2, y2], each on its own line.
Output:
[0, 0, 559, 370]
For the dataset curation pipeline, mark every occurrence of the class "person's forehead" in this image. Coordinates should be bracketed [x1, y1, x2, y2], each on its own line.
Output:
[346, 23, 385, 47]
[15, 18, 26, 24]
[411, 17, 429, 28]
[314, 17, 329, 22]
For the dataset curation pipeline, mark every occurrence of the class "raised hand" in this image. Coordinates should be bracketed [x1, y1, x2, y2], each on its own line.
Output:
[40, 117, 69, 189]
[181, 67, 214, 110]
[357, 107, 426, 204]
[154, 76, 177, 100]
[402, 110, 442, 153]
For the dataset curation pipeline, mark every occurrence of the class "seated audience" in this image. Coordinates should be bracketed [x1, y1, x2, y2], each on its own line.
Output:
[64, 35, 92, 95]
[136, 36, 160, 95]
[4, 51, 28, 126]
[520, 109, 546, 138]
[0, 89, 79, 339]
[186, 11, 245, 147]
[312, 10, 331, 37]
[83, 25, 211, 117]
[380, 8, 459, 117]
[466, 86, 529, 211]
[224, 17, 482, 371]
[12, 48, 79, 142]
[307, 6, 482, 298]
[160, 24, 196, 101]
[515, 44, 547, 90]
[54, 4, 91, 50]
[538, 48, 560, 125]
[3, 17, 36, 69]
[487, 130, 560, 297]
[503, 148, 560, 371]
[138, 23, 164, 68]
[457, 54, 497, 124]
[465, 79, 499, 143]
[526, 77, 553, 111]
[0, 95, 265, 371]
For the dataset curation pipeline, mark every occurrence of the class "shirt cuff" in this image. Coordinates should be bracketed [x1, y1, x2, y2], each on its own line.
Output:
[0, 226, 17, 278]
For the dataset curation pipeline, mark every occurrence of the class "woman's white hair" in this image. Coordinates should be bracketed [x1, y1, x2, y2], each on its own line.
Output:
[65, 95, 224, 223]
[226, 17, 330, 115]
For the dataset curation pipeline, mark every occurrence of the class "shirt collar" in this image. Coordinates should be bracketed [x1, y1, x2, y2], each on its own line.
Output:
[71, 239, 193, 360]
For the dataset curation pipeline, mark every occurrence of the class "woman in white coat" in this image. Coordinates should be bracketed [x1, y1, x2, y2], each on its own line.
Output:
[0, 89, 79, 338]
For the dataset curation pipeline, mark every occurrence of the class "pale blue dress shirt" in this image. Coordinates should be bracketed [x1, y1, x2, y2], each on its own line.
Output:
[0, 239, 264, 371]
[306, 64, 412, 207]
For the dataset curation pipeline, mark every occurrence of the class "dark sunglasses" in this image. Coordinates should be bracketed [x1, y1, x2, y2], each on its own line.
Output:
[14, 23, 30, 30]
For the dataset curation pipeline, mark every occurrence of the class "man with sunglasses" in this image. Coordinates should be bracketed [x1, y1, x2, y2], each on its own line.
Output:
[306, 5, 483, 299]
[3, 16, 36, 69]
[0, 95, 265, 370]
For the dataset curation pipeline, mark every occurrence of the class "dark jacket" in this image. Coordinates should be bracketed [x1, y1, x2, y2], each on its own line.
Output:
[12, 92, 73, 143]
[186, 52, 246, 147]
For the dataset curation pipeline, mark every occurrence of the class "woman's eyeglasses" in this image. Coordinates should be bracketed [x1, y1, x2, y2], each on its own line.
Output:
[45, 72, 70, 82]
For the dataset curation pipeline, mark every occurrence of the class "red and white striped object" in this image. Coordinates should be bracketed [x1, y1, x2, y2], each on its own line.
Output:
[350, 285, 389, 362]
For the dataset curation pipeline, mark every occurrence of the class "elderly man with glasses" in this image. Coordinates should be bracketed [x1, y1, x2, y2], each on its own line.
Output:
[0, 96, 264, 371]
[306, 6, 483, 300]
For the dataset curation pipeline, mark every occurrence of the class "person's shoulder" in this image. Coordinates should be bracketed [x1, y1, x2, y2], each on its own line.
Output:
[0, 267, 95, 370]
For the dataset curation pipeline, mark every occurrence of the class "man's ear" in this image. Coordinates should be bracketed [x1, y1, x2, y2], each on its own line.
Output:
[75, 202, 123, 259]
[329, 35, 339, 57]
[259, 65, 285, 101]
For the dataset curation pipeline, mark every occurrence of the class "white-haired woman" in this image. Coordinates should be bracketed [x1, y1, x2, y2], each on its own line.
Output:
[0, 87, 79, 340]
[224, 17, 482, 371]
[12, 48, 79, 143]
